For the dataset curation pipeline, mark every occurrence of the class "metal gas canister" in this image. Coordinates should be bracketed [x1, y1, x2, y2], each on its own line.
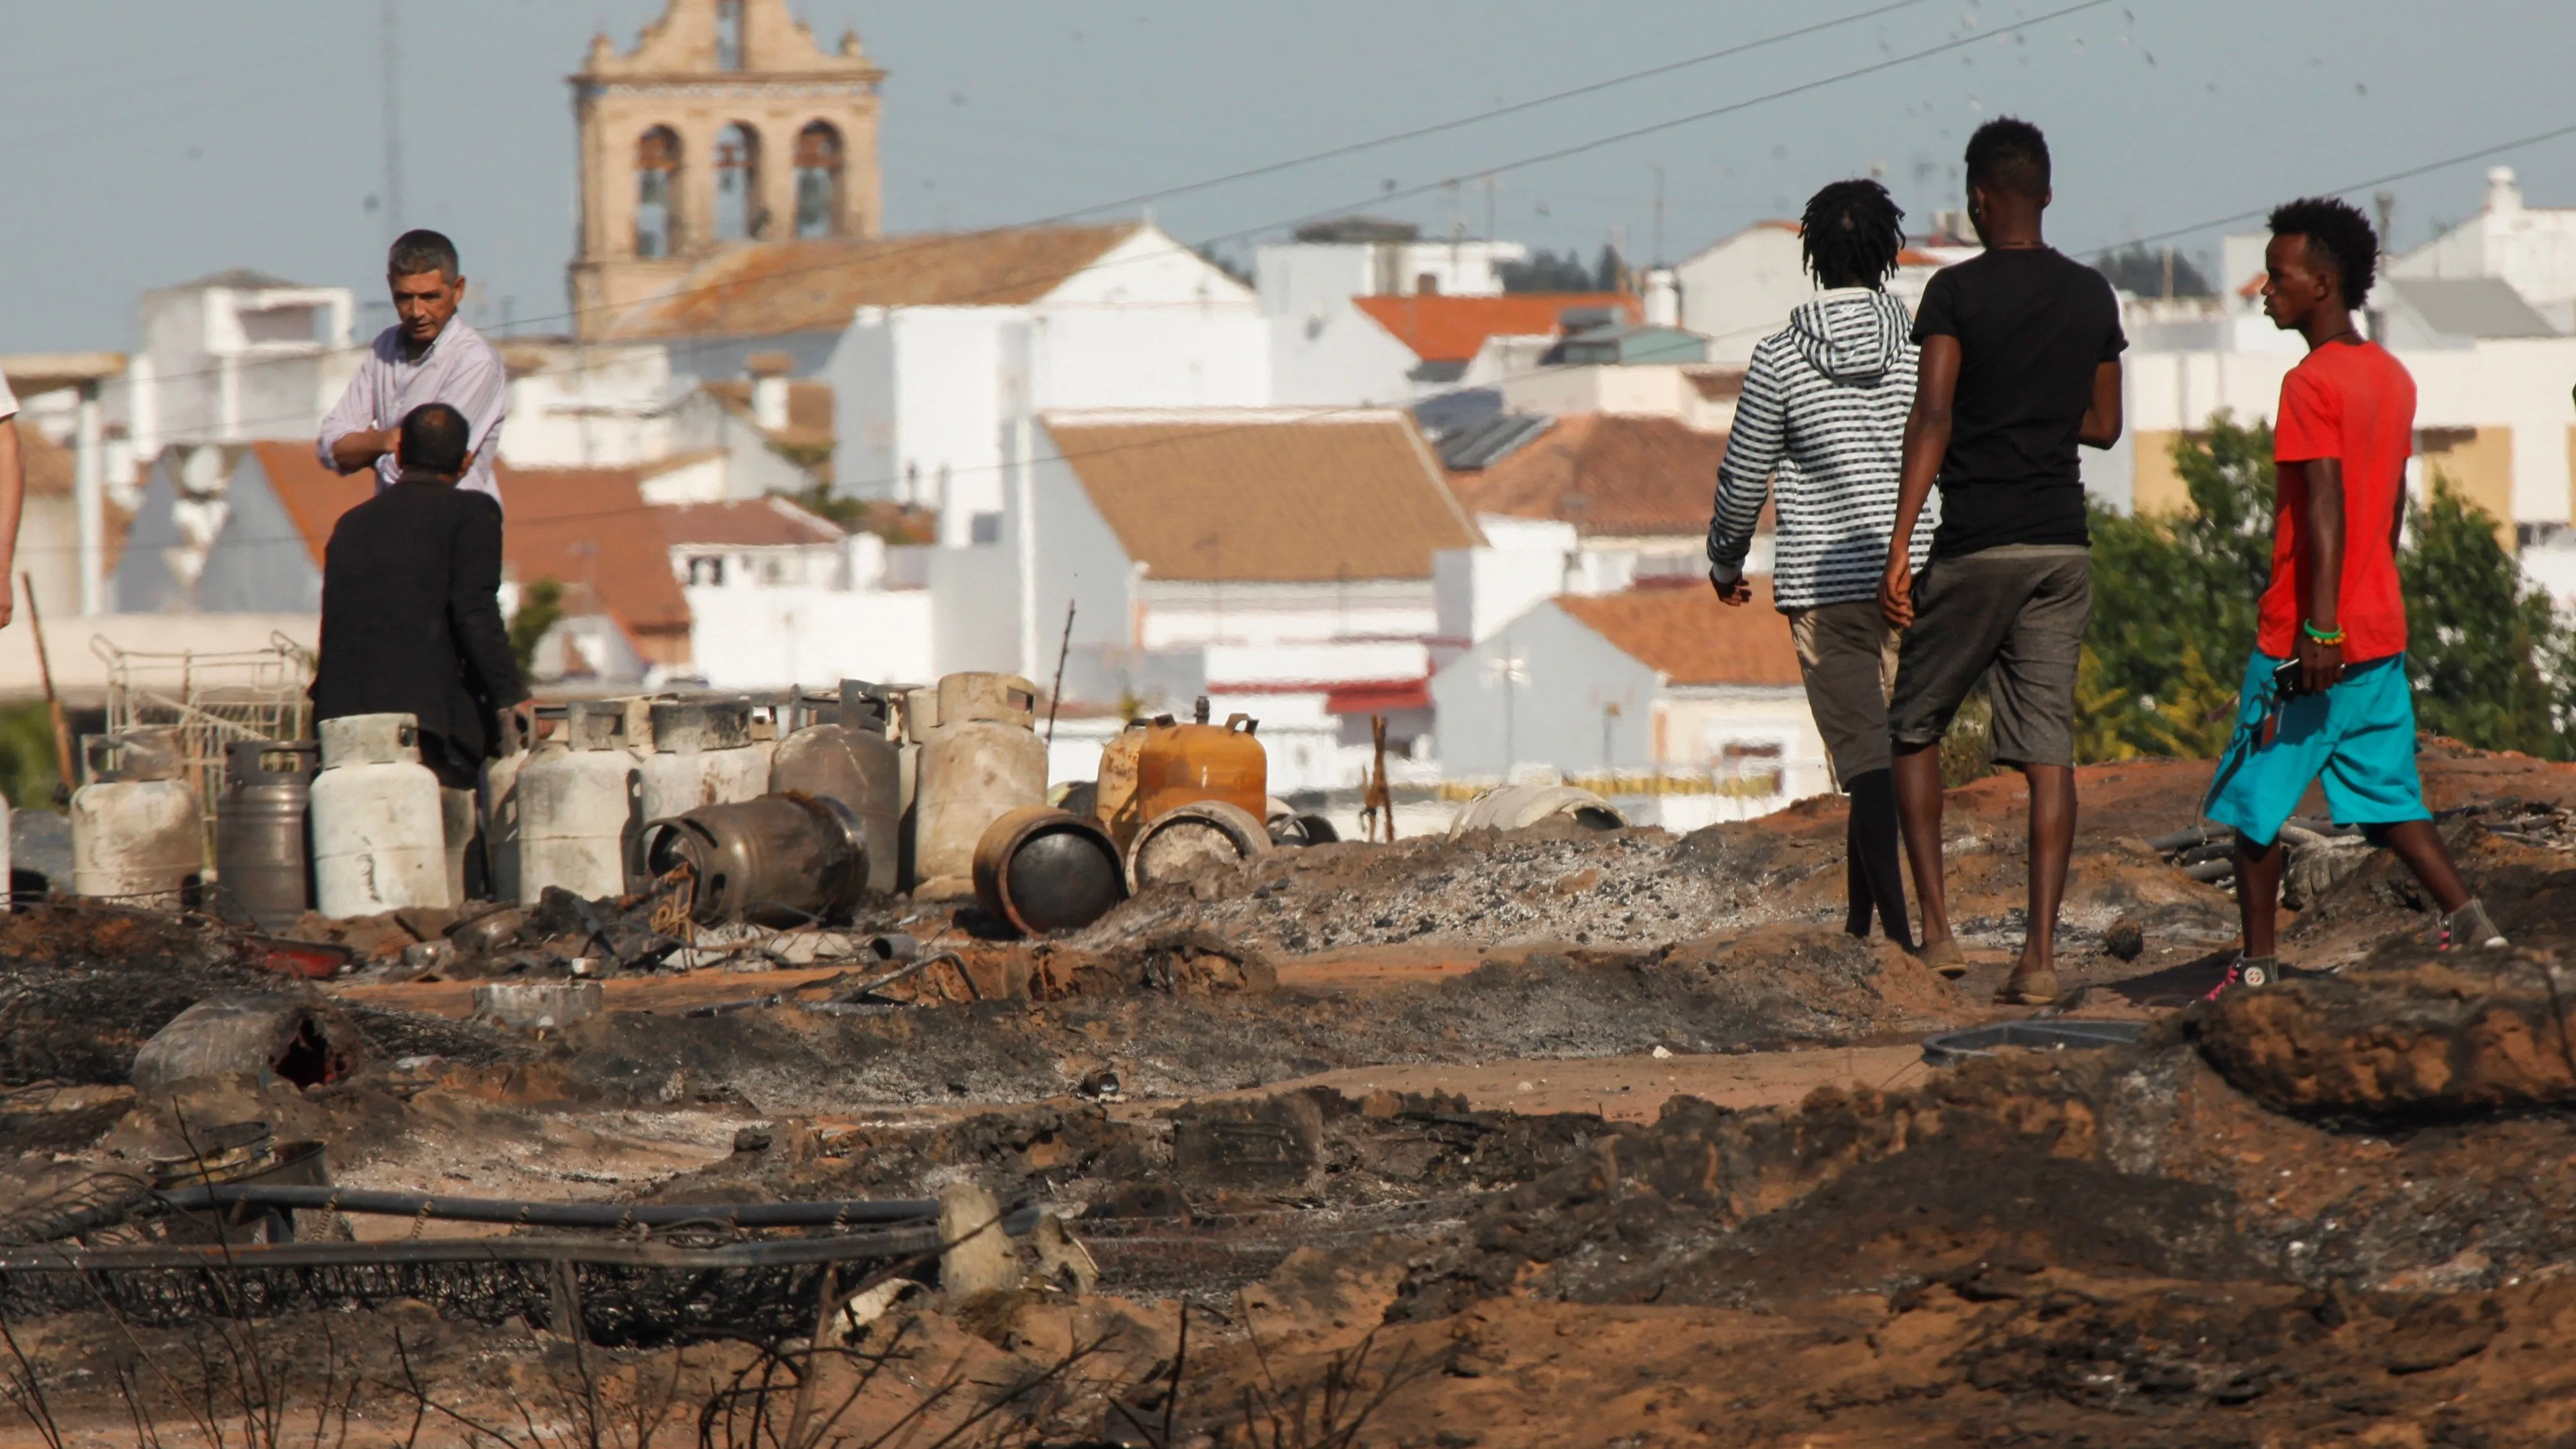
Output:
[1135, 696, 1267, 826]
[215, 739, 318, 933]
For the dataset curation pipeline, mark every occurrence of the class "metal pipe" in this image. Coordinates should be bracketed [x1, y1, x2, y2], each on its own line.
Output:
[2183, 858, 2238, 882]
[0, 1225, 1024, 1275]
[147, 1184, 985, 1231]
[75, 379, 103, 616]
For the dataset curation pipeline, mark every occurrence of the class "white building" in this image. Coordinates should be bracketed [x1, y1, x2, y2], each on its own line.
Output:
[1675, 220, 1976, 364]
[114, 270, 359, 460]
[2391, 167, 2576, 332]
[1429, 581, 1825, 829]
[661, 496, 933, 689]
[926, 406, 1482, 787]
[1272, 289, 1635, 406]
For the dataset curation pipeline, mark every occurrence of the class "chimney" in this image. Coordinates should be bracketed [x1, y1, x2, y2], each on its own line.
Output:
[2486, 166, 2523, 217]
[744, 351, 793, 432]
[1642, 267, 1680, 328]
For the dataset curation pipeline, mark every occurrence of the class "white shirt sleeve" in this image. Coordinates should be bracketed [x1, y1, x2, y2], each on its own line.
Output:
[0, 371, 18, 422]
[316, 346, 381, 472]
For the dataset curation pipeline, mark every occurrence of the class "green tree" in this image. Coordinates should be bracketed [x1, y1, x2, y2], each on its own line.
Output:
[509, 577, 565, 678]
[0, 701, 63, 808]
[2081, 413, 2276, 759]
[2093, 243, 2214, 299]
[1498, 248, 1595, 292]
[2398, 477, 2565, 757]
[2079, 423, 2576, 764]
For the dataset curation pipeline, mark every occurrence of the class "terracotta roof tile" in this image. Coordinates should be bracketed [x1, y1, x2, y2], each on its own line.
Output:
[1557, 582, 1801, 687]
[1446, 414, 1728, 538]
[252, 444, 691, 651]
[657, 496, 844, 548]
[1043, 409, 1481, 583]
[602, 224, 1144, 339]
[498, 466, 693, 644]
[1352, 293, 1639, 364]
[249, 442, 376, 569]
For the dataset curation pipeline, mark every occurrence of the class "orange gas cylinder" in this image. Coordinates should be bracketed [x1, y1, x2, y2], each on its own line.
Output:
[1093, 717, 1156, 851]
[1135, 697, 1267, 825]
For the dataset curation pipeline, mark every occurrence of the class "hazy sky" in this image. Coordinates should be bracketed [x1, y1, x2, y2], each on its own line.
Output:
[4, 0, 2573, 350]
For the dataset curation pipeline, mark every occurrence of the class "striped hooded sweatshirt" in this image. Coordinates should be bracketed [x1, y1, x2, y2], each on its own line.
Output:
[1707, 287, 1933, 610]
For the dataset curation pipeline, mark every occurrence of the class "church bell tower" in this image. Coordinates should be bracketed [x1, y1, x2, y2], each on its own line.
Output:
[568, 0, 885, 336]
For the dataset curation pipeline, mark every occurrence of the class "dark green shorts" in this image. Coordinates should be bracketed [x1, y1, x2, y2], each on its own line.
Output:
[1887, 544, 2091, 769]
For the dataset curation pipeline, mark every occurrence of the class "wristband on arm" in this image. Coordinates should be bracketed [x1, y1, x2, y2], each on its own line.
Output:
[2301, 619, 2346, 646]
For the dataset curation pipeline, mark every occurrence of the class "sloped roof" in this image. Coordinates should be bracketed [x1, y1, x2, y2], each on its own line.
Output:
[500, 466, 693, 641]
[600, 224, 1144, 339]
[2384, 277, 2559, 338]
[1557, 581, 1801, 687]
[249, 446, 691, 644]
[1042, 409, 1480, 583]
[1447, 413, 1730, 538]
[658, 496, 844, 548]
[249, 443, 377, 568]
[1354, 293, 1639, 364]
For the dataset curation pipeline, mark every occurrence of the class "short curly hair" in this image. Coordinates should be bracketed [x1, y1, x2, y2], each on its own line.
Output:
[1964, 117, 2049, 200]
[1801, 179, 1907, 287]
[2267, 197, 2378, 306]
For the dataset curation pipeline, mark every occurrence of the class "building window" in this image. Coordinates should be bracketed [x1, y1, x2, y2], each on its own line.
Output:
[636, 127, 682, 258]
[687, 555, 725, 587]
[714, 123, 764, 241]
[793, 122, 844, 238]
[715, 0, 744, 70]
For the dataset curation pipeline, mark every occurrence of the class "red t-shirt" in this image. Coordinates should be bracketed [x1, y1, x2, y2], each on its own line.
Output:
[2261, 340, 2414, 662]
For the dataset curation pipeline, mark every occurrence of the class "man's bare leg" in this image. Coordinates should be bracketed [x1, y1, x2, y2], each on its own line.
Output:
[2377, 819, 2470, 914]
[2233, 834, 2284, 960]
[2015, 764, 2078, 981]
[1892, 742, 1951, 950]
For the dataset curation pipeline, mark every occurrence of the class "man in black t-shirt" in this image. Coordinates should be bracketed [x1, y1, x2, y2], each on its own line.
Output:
[1877, 117, 2126, 1005]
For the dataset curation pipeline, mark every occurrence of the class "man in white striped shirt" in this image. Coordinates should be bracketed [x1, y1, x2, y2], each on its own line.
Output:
[1709, 179, 1930, 956]
[317, 229, 509, 505]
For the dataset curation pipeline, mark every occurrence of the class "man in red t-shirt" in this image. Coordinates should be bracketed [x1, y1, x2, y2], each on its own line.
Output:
[2202, 197, 2506, 993]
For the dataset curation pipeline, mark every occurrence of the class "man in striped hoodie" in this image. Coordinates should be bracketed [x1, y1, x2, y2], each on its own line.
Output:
[1709, 179, 1928, 953]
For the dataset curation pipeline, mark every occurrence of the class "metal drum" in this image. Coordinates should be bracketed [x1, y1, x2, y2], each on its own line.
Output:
[215, 739, 317, 933]
[310, 714, 450, 917]
[972, 806, 1126, 935]
[912, 673, 1046, 901]
[636, 792, 868, 928]
[767, 680, 903, 896]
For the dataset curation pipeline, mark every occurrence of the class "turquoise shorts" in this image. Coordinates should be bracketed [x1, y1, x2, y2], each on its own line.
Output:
[2202, 651, 2430, 848]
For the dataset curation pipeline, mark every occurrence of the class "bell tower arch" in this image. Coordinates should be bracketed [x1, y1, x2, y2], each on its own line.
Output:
[569, 0, 884, 336]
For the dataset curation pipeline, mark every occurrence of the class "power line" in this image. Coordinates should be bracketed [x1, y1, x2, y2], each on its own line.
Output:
[2103, 118, 2576, 251]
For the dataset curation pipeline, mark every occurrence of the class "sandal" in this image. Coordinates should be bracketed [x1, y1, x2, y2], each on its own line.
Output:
[1920, 938, 1969, 979]
[2439, 899, 2507, 952]
[1992, 969, 2060, 1006]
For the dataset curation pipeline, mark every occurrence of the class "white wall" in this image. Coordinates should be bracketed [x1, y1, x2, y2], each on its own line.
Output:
[1432, 518, 1578, 646]
[1268, 304, 1422, 406]
[1254, 238, 1523, 319]
[1135, 579, 1437, 650]
[497, 341, 676, 468]
[1428, 601, 1659, 778]
[682, 585, 934, 690]
[2391, 167, 2576, 324]
[1499, 364, 1734, 427]
[117, 281, 360, 455]
[1676, 226, 1810, 365]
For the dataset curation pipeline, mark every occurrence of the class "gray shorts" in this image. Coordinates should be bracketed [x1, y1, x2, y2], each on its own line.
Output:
[1887, 544, 2092, 769]
[1789, 600, 1901, 785]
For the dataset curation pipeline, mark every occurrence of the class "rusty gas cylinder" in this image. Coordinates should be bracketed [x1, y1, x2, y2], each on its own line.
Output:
[1135, 696, 1266, 827]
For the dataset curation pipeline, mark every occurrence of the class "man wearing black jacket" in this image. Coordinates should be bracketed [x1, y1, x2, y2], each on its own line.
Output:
[311, 403, 526, 872]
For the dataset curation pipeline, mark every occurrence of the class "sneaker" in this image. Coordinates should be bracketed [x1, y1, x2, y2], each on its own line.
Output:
[2439, 899, 2507, 952]
[2204, 954, 2276, 1001]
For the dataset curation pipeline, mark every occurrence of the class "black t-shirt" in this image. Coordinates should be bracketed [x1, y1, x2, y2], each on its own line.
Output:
[1911, 247, 2126, 555]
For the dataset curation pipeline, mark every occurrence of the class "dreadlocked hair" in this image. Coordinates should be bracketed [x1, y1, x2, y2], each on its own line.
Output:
[2268, 195, 2379, 306]
[1801, 179, 1907, 287]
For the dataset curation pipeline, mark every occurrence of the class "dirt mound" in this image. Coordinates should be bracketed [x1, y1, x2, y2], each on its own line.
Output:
[1395, 1031, 2576, 1322]
[2197, 948, 2576, 1116]
[555, 925, 1963, 1113]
